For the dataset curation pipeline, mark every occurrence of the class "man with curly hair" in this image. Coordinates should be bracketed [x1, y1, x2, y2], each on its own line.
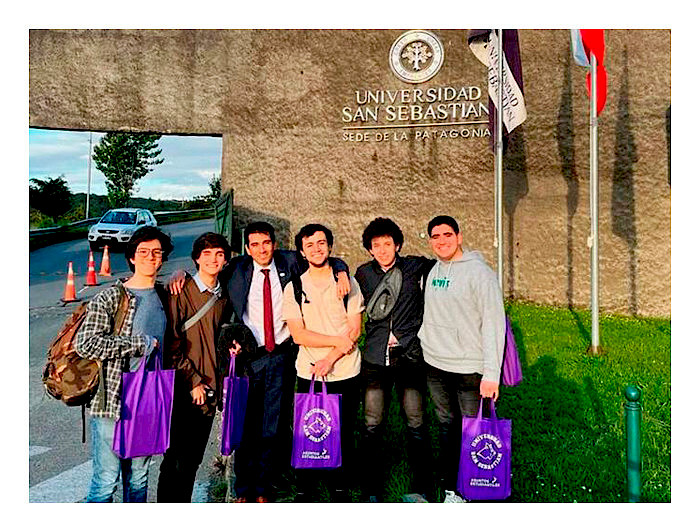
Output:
[354, 217, 435, 502]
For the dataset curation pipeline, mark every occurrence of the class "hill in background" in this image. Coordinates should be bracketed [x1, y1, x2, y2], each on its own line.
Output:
[30, 192, 212, 229]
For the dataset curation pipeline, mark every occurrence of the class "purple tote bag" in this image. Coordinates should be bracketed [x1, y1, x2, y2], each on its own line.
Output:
[220, 356, 249, 456]
[112, 349, 175, 459]
[457, 399, 512, 500]
[291, 377, 342, 469]
[501, 316, 523, 386]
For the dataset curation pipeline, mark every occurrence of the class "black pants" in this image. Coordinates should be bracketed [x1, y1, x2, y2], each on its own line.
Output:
[361, 361, 431, 497]
[426, 366, 486, 492]
[234, 345, 296, 500]
[294, 375, 361, 497]
[157, 392, 215, 503]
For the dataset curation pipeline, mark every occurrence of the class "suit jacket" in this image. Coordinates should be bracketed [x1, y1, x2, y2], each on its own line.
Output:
[220, 249, 299, 323]
[219, 250, 349, 325]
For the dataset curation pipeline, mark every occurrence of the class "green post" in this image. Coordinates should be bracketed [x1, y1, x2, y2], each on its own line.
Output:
[624, 385, 642, 502]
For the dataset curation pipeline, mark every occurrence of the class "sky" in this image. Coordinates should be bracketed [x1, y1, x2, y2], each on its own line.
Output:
[28, 128, 222, 201]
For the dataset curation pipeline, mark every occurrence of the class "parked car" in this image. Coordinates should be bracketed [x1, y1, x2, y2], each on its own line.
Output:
[88, 208, 157, 251]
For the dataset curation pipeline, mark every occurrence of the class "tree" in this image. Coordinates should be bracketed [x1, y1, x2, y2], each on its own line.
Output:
[188, 173, 222, 209]
[29, 175, 72, 219]
[207, 173, 222, 201]
[92, 132, 164, 207]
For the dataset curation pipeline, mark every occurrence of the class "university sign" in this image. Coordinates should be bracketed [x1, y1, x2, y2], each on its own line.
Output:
[341, 30, 490, 143]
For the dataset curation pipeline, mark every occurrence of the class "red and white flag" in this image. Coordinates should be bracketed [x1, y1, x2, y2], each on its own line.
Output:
[571, 29, 607, 115]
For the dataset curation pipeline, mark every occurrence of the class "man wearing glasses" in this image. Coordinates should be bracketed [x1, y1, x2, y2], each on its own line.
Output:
[75, 226, 174, 503]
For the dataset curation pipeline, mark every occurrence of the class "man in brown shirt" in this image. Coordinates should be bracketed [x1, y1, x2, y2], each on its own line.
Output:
[157, 232, 231, 502]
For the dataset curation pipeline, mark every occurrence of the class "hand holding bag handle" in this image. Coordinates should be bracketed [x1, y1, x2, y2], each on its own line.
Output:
[292, 373, 341, 469]
[307, 374, 328, 397]
[113, 341, 175, 459]
[458, 397, 512, 500]
[475, 397, 504, 440]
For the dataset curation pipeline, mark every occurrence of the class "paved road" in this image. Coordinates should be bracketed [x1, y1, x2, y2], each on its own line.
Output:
[28, 219, 225, 503]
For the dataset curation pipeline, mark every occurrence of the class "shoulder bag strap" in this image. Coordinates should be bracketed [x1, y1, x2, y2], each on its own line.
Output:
[183, 293, 220, 331]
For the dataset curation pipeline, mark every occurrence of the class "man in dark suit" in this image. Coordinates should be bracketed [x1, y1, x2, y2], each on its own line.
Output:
[169, 222, 350, 502]
[224, 222, 351, 502]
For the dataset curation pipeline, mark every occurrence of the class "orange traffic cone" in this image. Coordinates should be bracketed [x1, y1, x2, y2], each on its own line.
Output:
[99, 245, 112, 276]
[61, 261, 78, 303]
[85, 251, 98, 286]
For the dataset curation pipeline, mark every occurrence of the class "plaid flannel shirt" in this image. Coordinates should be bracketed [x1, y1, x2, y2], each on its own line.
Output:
[74, 281, 151, 418]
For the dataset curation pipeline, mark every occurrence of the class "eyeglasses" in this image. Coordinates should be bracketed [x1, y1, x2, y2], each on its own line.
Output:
[135, 248, 163, 258]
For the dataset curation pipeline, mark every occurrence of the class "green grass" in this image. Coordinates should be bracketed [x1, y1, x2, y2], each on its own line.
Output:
[498, 302, 670, 503]
[212, 301, 671, 503]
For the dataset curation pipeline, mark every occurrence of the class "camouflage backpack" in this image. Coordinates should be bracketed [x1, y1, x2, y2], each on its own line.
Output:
[42, 284, 128, 407]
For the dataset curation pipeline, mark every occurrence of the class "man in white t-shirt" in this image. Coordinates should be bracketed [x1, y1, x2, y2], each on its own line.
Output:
[282, 223, 364, 502]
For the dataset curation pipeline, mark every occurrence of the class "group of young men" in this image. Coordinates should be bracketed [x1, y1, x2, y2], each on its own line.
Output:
[74, 214, 505, 504]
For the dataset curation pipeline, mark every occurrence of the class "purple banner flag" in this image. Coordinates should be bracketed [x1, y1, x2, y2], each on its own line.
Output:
[467, 29, 527, 151]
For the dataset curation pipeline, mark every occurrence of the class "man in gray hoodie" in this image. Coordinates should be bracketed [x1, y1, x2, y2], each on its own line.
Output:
[417, 215, 505, 502]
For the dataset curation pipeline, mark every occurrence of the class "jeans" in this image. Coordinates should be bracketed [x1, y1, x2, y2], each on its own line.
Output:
[426, 365, 483, 492]
[87, 416, 152, 503]
[363, 361, 425, 430]
[157, 391, 215, 502]
[361, 361, 431, 497]
[234, 346, 296, 499]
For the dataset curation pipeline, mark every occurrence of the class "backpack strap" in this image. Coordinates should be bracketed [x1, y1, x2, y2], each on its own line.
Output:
[332, 270, 349, 310]
[81, 404, 87, 444]
[95, 283, 130, 416]
[292, 275, 304, 309]
[113, 283, 130, 333]
[293, 270, 349, 311]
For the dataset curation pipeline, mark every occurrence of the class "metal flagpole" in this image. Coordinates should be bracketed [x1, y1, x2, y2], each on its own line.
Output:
[86, 132, 92, 220]
[495, 29, 504, 290]
[589, 55, 600, 352]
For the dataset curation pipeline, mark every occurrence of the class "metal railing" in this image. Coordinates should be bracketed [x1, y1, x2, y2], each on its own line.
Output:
[29, 217, 100, 236]
[29, 208, 214, 236]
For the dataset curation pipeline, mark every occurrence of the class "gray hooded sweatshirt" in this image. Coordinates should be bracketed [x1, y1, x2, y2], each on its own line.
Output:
[418, 250, 505, 382]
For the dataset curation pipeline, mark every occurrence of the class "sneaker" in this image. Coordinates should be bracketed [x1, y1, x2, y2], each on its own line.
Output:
[443, 490, 466, 503]
[401, 493, 428, 503]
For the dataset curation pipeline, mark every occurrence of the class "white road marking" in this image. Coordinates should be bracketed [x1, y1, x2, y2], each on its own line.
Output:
[30, 460, 211, 503]
[29, 446, 51, 458]
[29, 460, 92, 503]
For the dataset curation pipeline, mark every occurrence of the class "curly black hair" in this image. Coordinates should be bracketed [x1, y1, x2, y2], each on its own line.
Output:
[361, 217, 404, 251]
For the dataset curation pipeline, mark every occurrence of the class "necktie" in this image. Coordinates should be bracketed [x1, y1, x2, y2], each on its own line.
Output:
[262, 269, 275, 352]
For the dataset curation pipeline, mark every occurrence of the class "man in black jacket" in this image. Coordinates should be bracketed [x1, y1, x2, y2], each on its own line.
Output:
[354, 218, 435, 502]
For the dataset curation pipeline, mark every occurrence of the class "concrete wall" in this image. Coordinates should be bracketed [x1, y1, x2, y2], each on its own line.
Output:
[29, 29, 671, 317]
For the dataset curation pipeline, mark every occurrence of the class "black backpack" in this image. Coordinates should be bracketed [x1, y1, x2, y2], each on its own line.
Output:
[291, 270, 349, 311]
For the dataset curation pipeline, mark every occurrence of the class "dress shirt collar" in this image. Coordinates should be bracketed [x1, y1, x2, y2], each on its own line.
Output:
[253, 258, 277, 276]
[193, 272, 222, 297]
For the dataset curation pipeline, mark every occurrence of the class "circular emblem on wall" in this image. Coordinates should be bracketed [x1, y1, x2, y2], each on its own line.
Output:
[389, 30, 444, 84]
